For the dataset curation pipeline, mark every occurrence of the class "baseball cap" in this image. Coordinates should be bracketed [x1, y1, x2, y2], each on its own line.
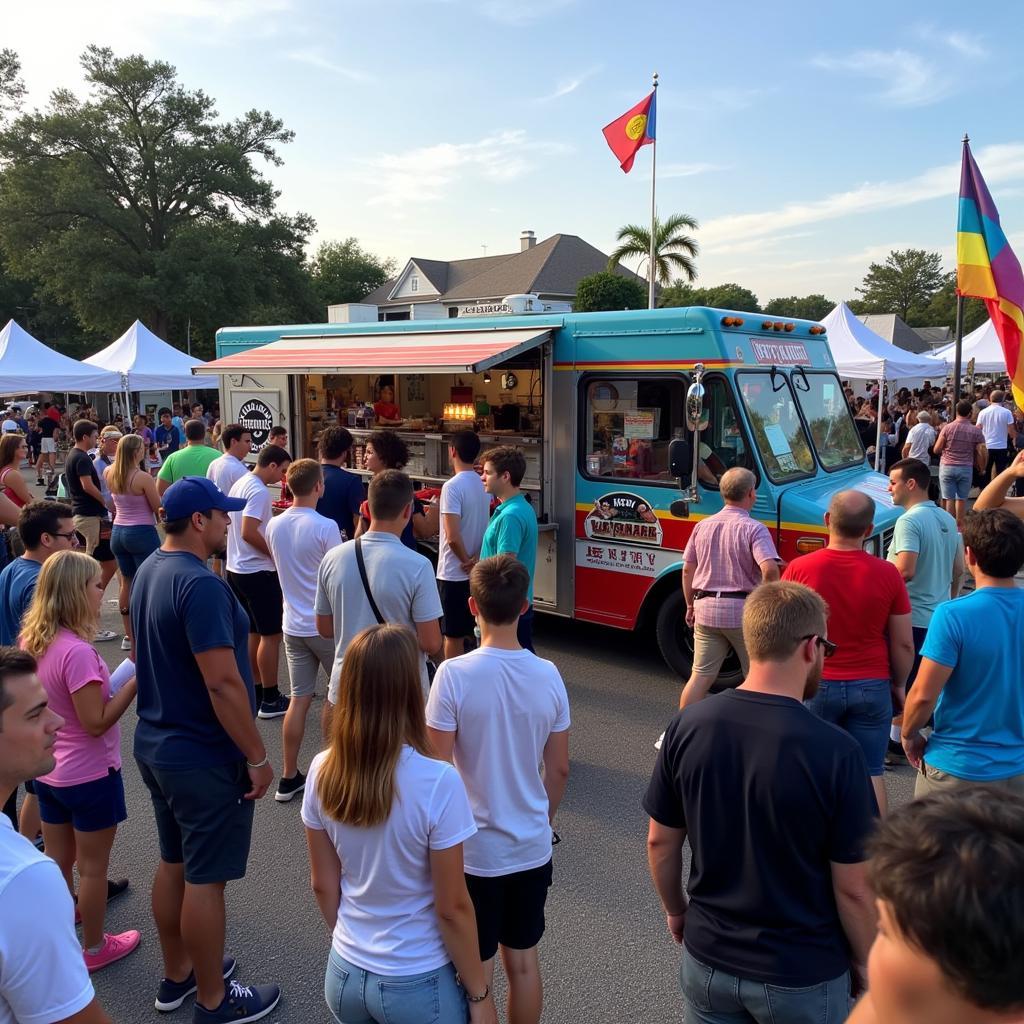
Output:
[163, 476, 246, 521]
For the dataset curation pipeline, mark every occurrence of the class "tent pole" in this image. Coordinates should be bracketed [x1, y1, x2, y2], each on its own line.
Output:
[952, 295, 964, 403]
[874, 380, 885, 473]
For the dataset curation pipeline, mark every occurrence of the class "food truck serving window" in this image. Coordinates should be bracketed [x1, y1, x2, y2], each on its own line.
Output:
[794, 372, 865, 471]
[737, 372, 815, 483]
[581, 376, 684, 484]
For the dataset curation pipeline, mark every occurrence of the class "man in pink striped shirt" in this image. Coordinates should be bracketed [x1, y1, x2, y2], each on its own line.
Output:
[934, 400, 987, 529]
[680, 468, 780, 708]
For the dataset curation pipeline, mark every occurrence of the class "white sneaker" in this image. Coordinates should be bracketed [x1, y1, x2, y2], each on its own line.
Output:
[94, 629, 118, 642]
[654, 731, 665, 751]
[120, 637, 132, 651]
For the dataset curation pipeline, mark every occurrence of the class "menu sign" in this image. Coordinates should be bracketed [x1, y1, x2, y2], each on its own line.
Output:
[750, 340, 809, 365]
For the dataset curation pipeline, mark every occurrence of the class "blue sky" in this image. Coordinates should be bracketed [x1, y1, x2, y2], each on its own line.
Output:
[6, 0, 1024, 309]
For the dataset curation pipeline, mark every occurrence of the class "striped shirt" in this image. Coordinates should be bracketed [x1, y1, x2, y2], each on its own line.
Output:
[937, 419, 984, 467]
[683, 505, 779, 629]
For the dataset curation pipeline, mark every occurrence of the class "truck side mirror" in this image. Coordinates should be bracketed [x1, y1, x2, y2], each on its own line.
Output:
[669, 437, 692, 487]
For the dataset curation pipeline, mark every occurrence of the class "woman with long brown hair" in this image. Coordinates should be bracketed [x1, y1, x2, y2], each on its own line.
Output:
[303, 625, 495, 1024]
[0, 432, 32, 509]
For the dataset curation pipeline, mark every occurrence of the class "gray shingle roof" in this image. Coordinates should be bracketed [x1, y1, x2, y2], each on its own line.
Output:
[858, 314, 931, 354]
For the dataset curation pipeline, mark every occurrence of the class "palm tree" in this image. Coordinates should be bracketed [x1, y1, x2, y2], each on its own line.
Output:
[608, 213, 699, 286]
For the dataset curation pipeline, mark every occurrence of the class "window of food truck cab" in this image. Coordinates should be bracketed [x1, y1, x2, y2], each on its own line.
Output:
[736, 372, 816, 483]
[794, 372, 865, 471]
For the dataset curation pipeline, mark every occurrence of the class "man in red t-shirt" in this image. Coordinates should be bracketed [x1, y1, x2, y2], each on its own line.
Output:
[782, 490, 915, 815]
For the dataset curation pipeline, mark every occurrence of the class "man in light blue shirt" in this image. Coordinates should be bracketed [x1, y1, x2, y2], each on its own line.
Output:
[901, 508, 1024, 794]
[481, 446, 538, 651]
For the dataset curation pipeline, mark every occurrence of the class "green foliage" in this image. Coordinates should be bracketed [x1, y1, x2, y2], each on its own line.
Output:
[309, 239, 396, 311]
[855, 249, 944, 322]
[762, 294, 834, 322]
[914, 272, 987, 334]
[608, 213, 699, 286]
[574, 271, 646, 312]
[0, 49, 25, 127]
[659, 282, 761, 313]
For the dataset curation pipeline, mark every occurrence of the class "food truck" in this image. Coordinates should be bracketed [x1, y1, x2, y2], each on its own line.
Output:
[202, 305, 901, 680]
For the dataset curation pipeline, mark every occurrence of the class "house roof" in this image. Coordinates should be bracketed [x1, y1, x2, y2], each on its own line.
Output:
[857, 314, 931, 354]
[911, 325, 952, 348]
[360, 234, 645, 306]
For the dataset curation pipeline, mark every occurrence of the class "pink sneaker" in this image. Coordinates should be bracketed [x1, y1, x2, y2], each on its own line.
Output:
[83, 930, 141, 972]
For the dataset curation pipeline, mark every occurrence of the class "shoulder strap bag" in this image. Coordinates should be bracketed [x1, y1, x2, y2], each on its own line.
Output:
[354, 537, 386, 625]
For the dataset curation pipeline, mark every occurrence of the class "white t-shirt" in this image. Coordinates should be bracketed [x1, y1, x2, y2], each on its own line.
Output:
[265, 505, 342, 636]
[436, 470, 491, 582]
[425, 646, 571, 877]
[300, 747, 476, 976]
[0, 817, 95, 1023]
[227, 472, 275, 574]
[905, 422, 936, 462]
[207, 453, 249, 496]
[315, 531, 442, 701]
[977, 403, 1015, 449]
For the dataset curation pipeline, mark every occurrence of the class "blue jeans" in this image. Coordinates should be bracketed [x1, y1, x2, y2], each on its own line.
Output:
[939, 464, 973, 501]
[805, 678, 891, 776]
[324, 949, 468, 1024]
[110, 524, 160, 578]
[681, 948, 850, 1024]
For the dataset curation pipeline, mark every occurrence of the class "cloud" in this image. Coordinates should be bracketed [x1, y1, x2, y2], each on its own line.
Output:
[478, 0, 575, 24]
[354, 129, 571, 208]
[659, 162, 723, 180]
[700, 143, 1024, 248]
[285, 48, 370, 82]
[813, 49, 948, 107]
[537, 66, 601, 102]
[917, 24, 988, 59]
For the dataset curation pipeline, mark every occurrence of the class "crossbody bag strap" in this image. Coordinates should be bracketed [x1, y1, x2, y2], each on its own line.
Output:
[354, 537, 386, 625]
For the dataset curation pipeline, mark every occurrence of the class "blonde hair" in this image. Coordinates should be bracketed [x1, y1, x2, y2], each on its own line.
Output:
[316, 625, 431, 827]
[20, 550, 100, 656]
[108, 433, 145, 494]
[742, 581, 828, 663]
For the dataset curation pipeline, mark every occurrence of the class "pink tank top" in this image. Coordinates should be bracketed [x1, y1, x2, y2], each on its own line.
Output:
[112, 472, 156, 526]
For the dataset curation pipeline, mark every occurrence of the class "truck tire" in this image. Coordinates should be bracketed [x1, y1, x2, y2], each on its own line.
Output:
[654, 589, 743, 689]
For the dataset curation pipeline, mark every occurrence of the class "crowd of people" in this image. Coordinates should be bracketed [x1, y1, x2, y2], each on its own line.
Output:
[0, 387, 1022, 1024]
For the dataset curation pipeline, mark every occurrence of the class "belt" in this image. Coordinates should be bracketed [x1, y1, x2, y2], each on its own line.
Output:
[693, 590, 749, 600]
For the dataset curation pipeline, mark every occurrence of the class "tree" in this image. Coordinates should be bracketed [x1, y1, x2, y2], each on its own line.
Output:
[574, 271, 646, 312]
[0, 49, 25, 127]
[914, 272, 987, 334]
[855, 249, 944, 322]
[0, 46, 312, 341]
[659, 282, 760, 312]
[309, 238, 395, 311]
[763, 294, 834, 322]
[608, 213, 699, 286]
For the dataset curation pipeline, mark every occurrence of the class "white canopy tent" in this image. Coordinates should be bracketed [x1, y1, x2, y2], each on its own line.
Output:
[0, 320, 121, 394]
[935, 319, 1008, 374]
[822, 303, 947, 469]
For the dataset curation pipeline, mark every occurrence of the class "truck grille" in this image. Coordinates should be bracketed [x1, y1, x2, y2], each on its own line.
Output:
[880, 528, 894, 558]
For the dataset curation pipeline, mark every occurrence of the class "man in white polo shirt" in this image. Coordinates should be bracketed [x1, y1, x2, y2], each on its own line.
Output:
[265, 460, 342, 802]
[977, 389, 1017, 484]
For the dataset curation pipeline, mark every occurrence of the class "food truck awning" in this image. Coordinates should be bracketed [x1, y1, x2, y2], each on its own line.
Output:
[199, 327, 552, 376]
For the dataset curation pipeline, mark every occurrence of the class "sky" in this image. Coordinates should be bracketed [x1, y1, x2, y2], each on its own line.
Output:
[5, 0, 1024, 309]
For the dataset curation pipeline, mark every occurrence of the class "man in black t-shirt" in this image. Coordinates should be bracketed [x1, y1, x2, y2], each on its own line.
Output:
[64, 420, 107, 556]
[35, 410, 60, 491]
[644, 580, 878, 1024]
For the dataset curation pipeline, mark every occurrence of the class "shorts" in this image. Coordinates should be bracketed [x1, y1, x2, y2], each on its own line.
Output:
[284, 633, 334, 697]
[93, 535, 115, 564]
[465, 859, 553, 961]
[517, 605, 535, 654]
[111, 523, 160, 578]
[939, 464, 973, 501]
[136, 757, 254, 885]
[805, 678, 891, 776]
[227, 569, 283, 636]
[34, 767, 127, 833]
[40, 438, 56, 454]
[906, 626, 928, 692]
[914, 764, 1024, 798]
[73, 515, 101, 556]
[692, 623, 750, 678]
[439, 579, 474, 638]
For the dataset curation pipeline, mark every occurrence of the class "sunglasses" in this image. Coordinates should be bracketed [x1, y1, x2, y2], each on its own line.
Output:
[801, 634, 837, 658]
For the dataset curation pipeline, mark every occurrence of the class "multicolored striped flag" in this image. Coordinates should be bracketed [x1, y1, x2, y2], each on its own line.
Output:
[957, 140, 1024, 406]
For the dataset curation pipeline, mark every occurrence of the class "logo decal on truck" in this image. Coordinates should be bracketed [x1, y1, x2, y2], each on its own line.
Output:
[584, 491, 663, 546]
[750, 339, 809, 365]
[237, 398, 274, 451]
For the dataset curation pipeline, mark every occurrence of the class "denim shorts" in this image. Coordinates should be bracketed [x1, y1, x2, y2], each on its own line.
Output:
[35, 767, 127, 832]
[805, 678, 892, 776]
[111, 523, 160, 578]
[939, 464, 973, 501]
[324, 949, 467, 1024]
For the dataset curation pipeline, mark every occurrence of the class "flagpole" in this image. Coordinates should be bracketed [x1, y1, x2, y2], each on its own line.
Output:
[953, 132, 969, 403]
[648, 71, 659, 310]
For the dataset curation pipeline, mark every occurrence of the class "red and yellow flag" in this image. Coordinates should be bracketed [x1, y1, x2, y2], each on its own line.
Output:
[602, 91, 656, 174]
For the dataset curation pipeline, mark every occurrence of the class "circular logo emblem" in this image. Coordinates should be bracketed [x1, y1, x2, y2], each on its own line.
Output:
[626, 114, 647, 141]
[237, 398, 274, 451]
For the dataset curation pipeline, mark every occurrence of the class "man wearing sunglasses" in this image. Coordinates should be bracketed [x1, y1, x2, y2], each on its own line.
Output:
[783, 490, 915, 817]
[645, 581, 878, 1024]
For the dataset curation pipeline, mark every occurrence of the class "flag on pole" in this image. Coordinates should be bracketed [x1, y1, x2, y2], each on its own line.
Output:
[602, 91, 656, 173]
[957, 141, 1024, 405]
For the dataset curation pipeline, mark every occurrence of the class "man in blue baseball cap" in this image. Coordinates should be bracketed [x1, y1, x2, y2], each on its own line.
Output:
[129, 476, 282, 1022]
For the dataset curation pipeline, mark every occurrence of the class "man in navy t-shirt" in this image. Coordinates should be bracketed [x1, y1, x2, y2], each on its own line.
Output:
[131, 477, 281, 1023]
[644, 581, 878, 1024]
[315, 425, 363, 540]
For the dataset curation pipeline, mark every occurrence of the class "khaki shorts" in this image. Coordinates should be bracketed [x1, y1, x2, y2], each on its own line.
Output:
[283, 633, 335, 698]
[692, 623, 749, 678]
[914, 763, 1024, 798]
[73, 515, 101, 556]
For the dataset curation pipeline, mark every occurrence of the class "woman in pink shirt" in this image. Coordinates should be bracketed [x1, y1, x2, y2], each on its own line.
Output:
[19, 549, 140, 972]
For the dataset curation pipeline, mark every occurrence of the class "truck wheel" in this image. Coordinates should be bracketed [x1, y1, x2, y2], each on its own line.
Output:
[654, 589, 743, 689]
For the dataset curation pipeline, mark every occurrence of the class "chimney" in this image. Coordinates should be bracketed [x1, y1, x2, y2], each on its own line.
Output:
[520, 230, 536, 252]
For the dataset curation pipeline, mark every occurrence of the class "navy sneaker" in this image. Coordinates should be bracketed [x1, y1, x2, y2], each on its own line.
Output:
[155, 956, 236, 1013]
[274, 769, 306, 802]
[257, 695, 290, 720]
[192, 980, 281, 1023]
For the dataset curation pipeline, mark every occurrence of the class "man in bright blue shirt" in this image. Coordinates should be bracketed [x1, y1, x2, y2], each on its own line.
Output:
[902, 508, 1024, 794]
[480, 445, 538, 651]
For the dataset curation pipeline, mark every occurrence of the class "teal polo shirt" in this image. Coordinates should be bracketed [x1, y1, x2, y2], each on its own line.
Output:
[480, 493, 538, 603]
